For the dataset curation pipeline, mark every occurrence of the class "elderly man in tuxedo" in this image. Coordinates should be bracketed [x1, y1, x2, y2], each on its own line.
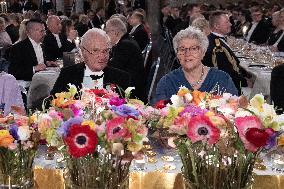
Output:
[43, 15, 77, 61]
[106, 18, 146, 102]
[51, 28, 131, 95]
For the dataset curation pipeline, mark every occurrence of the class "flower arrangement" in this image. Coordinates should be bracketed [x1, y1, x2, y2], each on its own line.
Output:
[153, 86, 283, 189]
[37, 85, 148, 188]
[0, 114, 40, 188]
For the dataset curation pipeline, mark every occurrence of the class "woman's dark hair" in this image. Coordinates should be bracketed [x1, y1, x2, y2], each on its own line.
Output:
[61, 19, 73, 36]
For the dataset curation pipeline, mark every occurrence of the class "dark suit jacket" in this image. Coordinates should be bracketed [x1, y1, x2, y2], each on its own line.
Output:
[203, 33, 247, 93]
[6, 24, 19, 44]
[8, 38, 44, 81]
[76, 22, 89, 37]
[42, 30, 76, 61]
[88, 15, 104, 29]
[267, 29, 284, 52]
[247, 18, 273, 45]
[50, 63, 131, 96]
[271, 64, 284, 114]
[109, 34, 146, 102]
[130, 24, 149, 51]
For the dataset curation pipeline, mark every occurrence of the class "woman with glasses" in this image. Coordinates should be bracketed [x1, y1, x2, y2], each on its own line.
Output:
[153, 26, 238, 104]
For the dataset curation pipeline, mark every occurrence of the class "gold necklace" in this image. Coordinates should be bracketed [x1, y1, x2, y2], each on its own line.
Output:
[189, 66, 205, 88]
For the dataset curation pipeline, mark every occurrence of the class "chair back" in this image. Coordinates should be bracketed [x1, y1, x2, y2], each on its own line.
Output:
[142, 40, 152, 67]
[147, 57, 160, 102]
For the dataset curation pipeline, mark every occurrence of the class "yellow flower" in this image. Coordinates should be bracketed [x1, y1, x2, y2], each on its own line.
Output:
[278, 137, 284, 146]
[127, 142, 143, 152]
[82, 120, 95, 129]
[29, 114, 38, 124]
[205, 111, 215, 117]
[0, 130, 10, 137]
[177, 87, 190, 96]
[0, 131, 14, 147]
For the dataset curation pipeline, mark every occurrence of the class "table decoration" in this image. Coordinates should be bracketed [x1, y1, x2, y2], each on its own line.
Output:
[36, 84, 149, 188]
[152, 86, 284, 189]
[0, 114, 40, 188]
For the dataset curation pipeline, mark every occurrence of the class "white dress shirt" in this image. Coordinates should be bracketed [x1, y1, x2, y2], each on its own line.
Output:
[82, 65, 104, 89]
[52, 33, 62, 48]
[29, 37, 44, 65]
[17, 37, 44, 89]
[246, 22, 258, 42]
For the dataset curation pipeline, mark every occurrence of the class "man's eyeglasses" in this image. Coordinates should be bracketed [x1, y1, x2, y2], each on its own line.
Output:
[177, 45, 201, 55]
[81, 46, 111, 56]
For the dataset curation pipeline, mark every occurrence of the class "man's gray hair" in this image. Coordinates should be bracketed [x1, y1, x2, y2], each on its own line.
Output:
[106, 18, 127, 34]
[173, 26, 209, 53]
[81, 28, 111, 48]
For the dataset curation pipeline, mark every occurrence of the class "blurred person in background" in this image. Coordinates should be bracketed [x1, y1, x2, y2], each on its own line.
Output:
[267, 9, 284, 52]
[76, 14, 89, 37]
[191, 17, 211, 36]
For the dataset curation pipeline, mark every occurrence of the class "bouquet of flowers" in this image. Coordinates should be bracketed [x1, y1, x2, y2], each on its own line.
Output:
[0, 114, 40, 188]
[153, 87, 283, 189]
[37, 85, 148, 188]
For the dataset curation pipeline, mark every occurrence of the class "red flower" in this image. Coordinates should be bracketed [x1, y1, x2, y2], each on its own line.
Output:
[245, 128, 269, 148]
[235, 116, 262, 152]
[88, 89, 107, 97]
[106, 117, 128, 140]
[65, 124, 98, 158]
[187, 115, 220, 145]
[154, 100, 169, 109]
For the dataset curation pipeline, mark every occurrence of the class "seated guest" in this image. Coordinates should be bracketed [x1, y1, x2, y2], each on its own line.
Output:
[268, 9, 284, 52]
[8, 19, 47, 105]
[271, 64, 284, 114]
[105, 18, 146, 102]
[43, 15, 76, 61]
[6, 13, 20, 43]
[191, 17, 211, 36]
[51, 28, 131, 95]
[153, 26, 238, 104]
[128, 11, 149, 51]
[88, 7, 105, 29]
[0, 17, 12, 57]
[203, 11, 248, 94]
[15, 19, 29, 43]
[61, 19, 78, 47]
[233, 10, 251, 38]
[245, 7, 272, 45]
[76, 14, 89, 37]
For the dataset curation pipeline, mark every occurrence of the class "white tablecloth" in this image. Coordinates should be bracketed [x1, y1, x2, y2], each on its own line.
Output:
[27, 68, 60, 109]
[239, 58, 272, 101]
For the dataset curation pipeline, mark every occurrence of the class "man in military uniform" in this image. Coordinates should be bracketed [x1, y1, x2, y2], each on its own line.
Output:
[203, 10, 249, 94]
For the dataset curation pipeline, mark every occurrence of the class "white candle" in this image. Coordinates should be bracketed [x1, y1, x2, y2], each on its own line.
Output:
[75, 37, 80, 48]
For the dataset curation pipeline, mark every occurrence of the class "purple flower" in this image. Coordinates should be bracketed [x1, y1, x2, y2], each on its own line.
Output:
[111, 104, 140, 118]
[70, 104, 84, 117]
[265, 132, 278, 150]
[109, 97, 126, 106]
[9, 124, 19, 140]
[179, 105, 207, 117]
[57, 117, 83, 137]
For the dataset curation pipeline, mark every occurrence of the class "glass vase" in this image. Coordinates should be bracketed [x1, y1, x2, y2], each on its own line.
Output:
[176, 139, 255, 189]
[0, 147, 36, 188]
[64, 152, 130, 189]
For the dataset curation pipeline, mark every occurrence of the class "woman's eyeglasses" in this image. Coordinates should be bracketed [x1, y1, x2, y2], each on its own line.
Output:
[177, 45, 201, 55]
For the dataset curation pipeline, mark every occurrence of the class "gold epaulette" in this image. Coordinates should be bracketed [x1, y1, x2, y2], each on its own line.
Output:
[212, 38, 239, 73]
